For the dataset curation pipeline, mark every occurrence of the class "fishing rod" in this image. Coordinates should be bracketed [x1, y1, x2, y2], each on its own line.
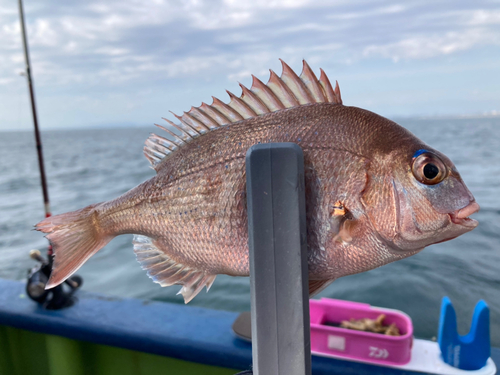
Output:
[18, 0, 82, 309]
[18, 0, 51, 221]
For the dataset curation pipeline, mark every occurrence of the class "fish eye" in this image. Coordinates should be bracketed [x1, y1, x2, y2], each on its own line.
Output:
[411, 151, 447, 185]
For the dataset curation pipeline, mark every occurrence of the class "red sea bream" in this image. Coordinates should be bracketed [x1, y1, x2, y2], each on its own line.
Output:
[36, 60, 479, 303]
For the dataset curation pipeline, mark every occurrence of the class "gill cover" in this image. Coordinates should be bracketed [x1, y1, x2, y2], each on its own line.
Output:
[362, 146, 477, 252]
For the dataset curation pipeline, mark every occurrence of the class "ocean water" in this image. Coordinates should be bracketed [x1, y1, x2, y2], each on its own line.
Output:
[0, 117, 499, 346]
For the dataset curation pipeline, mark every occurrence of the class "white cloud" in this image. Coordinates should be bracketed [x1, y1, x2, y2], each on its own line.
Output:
[222, 0, 314, 10]
[188, 10, 255, 30]
[30, 19, 60, 47]
[0, 0, 499, 129]
[467, 9, 500, 25]
[327, 3, 407, 20]
[94, 47, 130, 56]
[363, 28, 500, 61]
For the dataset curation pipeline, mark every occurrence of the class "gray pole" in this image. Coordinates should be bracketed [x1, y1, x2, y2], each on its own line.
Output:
[246, 143, 311, 375]
[18, 0, 51, 218]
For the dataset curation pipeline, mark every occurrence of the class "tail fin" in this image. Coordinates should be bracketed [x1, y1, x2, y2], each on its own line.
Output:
[35, 204, 112, 289]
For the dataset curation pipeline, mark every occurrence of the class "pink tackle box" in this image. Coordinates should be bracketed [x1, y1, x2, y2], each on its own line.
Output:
[310, 298, 414, 365]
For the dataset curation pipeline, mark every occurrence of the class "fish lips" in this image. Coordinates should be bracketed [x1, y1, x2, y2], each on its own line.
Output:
[448, 201, 480, 228]
[431, 201, 480, 245]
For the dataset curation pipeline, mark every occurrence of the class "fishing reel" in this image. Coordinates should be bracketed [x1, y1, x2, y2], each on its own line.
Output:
[26, 249, 83, 309]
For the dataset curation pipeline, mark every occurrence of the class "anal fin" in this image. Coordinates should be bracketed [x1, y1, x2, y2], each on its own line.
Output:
[133, 235, 216, 303]
[309, 279, 334, 296]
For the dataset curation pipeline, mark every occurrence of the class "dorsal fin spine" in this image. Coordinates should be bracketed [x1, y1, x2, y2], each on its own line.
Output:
[250, 75, 285, 112]
[179, 112, 209, 134]
[144, 151, 160, 166]
[149, 133, 176, 150]
[319, 68, 338, 104]
[145, 139, 171, 156]
[162, 118, 192, 142]
[279, 59, 315, 105]
[188, 106, 220, 129]
[186, 112, 210, 133]
[300, 60, 326, 103]
[226, 90, 257, 119]
[144, 148, 163, 164]
[155, 123, 187, 145]
[171, 112, 200, 136]
[334, 80, 342, 105]
[239, 84, 269, 114]
[267, 69, 299, 108]
[144, 60, 342, 170]
[200, 102, 231, 126]
[170, 122, 195, 139]
[211, 96, 243, 122]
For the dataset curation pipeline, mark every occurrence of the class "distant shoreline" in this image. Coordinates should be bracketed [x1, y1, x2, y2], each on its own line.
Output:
[2, 113, 500, 133]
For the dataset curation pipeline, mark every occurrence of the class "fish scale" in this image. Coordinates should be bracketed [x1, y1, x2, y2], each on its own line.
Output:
[36, 61, 479, 303]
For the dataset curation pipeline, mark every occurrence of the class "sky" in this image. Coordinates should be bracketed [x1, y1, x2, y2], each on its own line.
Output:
[1, 0, 499, 131]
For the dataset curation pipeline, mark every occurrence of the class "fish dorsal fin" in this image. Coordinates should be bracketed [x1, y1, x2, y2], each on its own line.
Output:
[144, 60, 342, 169]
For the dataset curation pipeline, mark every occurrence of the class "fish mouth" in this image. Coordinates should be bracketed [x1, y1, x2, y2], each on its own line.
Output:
[449, 201, 480, 228]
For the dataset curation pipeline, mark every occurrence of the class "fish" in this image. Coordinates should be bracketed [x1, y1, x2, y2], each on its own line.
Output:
[35, 60, 479, 303]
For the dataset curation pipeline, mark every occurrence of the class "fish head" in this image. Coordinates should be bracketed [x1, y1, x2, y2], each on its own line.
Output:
[362, 126, 479, 254]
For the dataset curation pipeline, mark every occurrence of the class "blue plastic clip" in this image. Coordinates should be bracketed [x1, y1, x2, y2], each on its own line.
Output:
[438, 296, 490, 371]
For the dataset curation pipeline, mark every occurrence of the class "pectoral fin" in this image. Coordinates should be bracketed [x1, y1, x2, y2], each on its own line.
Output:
[330, 201, 355, 244]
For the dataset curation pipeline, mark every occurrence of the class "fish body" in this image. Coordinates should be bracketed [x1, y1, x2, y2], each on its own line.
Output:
[36, 61, 479, 302]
